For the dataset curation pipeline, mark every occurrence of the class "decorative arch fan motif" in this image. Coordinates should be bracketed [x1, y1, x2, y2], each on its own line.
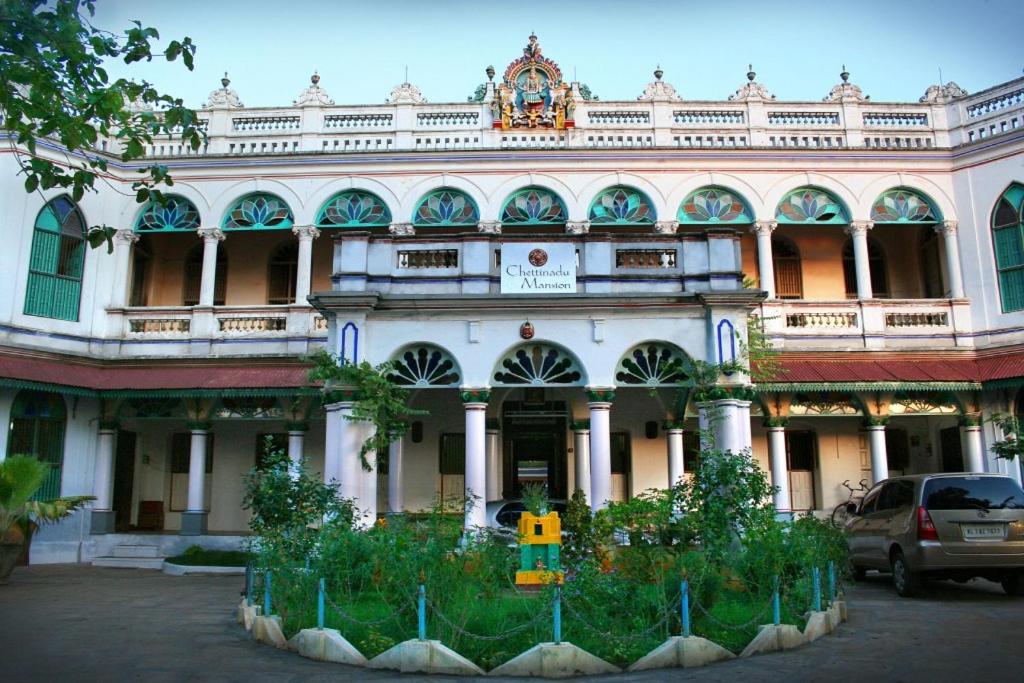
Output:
[135, 196, 200, 232]
[615, 343, 690, 386]
[588, 186, 655, 224]
[493, 344, 583, 385]
[500, 187, 567, 224]
[223, 193, 294, 230]
[412, 189, 479, 226]
[678, 187, 752, 223]
[387, 345, 461, 387]
[775, 188, 848, 223]
[316, 191, 391, 227]
[870, 189, 939, 223]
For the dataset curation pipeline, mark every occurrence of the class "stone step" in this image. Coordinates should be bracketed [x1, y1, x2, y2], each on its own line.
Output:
[92, 556, 165, 570]
[112, 544, 161, 558]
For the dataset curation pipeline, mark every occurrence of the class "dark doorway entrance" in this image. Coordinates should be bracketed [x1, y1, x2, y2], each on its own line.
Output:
[502, 400, 567, 500]
[939, 426, 964, 472]
[786, 430, 817, 511]
[113, 430, 136, 531]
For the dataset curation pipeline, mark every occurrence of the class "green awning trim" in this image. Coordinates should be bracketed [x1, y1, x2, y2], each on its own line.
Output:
[0, 377, 97, 397]
[982, 377, 1024, 390]
[757, 381, 981, 393]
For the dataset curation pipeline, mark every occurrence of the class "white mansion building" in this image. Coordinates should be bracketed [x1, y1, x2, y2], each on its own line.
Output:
[3, 36, 1024, 560]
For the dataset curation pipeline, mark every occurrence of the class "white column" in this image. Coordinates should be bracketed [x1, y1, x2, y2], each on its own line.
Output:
[936, 220, 965, 299]
[110, 230, 139, 308]
[961, 419, 985, 473]
[292, 225, 320, 304]
[323, 402, 345, 488]
[737, 399, 753, 453]
[196, 228, 225, 307]
[845, 221, 874, 300]
[287, 426, 306, 480]
[388, 437, 404, 513]
[360, 422, 377, 527]
[573, 423, 591, 500]
[186, 427, 209, 513]
[666, 426, 684, 486]
[92, 427, 116, 511]
[463, 394, 488, 530]
[698, 405, 712, 451]
[588, 392, 614, 512]
[752, 220, 778, 299]
[767, 423, 791, 513]
[485, 424, 501, 503]
[709, 399, 742, 454]
[867, 422, 889, 485]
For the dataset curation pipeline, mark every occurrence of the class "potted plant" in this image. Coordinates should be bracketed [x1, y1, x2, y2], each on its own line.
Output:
[0, 456, 93, 584]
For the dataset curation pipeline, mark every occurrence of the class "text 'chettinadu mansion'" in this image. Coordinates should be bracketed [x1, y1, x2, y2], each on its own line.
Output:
[4, 35, 1024, 562]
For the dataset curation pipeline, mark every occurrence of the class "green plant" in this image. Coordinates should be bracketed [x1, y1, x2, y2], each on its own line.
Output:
[988, 413, 1023, 461]
[562, 489, 597, 564]
[520, 482, 549, 516]
[306, 349, 427, 471]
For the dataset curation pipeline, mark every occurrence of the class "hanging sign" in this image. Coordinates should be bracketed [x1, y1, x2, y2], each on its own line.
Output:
[500, 243, 576, 294]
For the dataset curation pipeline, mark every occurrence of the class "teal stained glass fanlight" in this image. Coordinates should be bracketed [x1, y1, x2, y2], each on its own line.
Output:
[135, 196, 201, 232]
[775, 188, 849, 223]
[222, 193, 294, 230]
[500, 187, 567, 225]
[870, 189, 939, 223]
[588, 186, 656, 224]
[316, 191, 392, 228]
[678, 187, 753, 223]
[615, 343, 691, 386]
[412, 189, 479, 226]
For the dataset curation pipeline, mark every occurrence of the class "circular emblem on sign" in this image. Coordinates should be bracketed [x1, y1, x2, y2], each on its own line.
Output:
[528, 248, 548, 267]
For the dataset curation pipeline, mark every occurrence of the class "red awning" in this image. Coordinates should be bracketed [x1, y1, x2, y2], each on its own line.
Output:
[775, 348, 1024, 385]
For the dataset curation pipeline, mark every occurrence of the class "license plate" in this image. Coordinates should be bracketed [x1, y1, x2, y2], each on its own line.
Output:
[961, 524, 1006, 540]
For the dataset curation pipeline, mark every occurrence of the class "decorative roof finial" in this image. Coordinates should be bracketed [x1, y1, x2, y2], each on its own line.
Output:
[653, 65, 663, 81]
[311, 70, 320, 85]
[729, 65, 774, 101]
[205, 72, 243, 109]
[840, 65, 850, 83]
[221, 72, 230, 88]
[293, 70, 334, 106]
[638, 66, 680, 101]
[486, 65, 495, 82]
[747, 64, 756, 82]
[824, 65, 867, 102]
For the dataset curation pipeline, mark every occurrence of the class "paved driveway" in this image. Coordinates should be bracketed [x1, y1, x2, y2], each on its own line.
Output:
[1, 565, 1022, 682]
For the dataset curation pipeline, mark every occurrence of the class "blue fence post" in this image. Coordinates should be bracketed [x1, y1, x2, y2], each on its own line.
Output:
[264, 570, 272, 617]
[245, 564, 253, 607]
[828, 560, 836, 601]
[812, 566, 821, 612]
[417, 584, 426, 641]
[773, 575, 781, 626]
[317, 577, 325, 630]
[681, 580, 691, 638]
[553, 586, 562, 645]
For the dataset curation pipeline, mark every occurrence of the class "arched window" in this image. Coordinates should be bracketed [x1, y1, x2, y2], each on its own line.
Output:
[7, 391, 66, 500]
[24, 197, 86, 321]
[267, 243, 298, 305]
[222, 193, 293, 231]
[316, 191, 391, 228]
[412, 189, 479, 227]
[678, 186, 753, 223]
[135, 196, 201, 232]
[843, 237, 888, 298]
[183, 244, 226, 306]
[870, 189, 939, 223]
[500, 187, 568, 225]
[588, 186, 656, 225]
[772, 235, 804, 299]
[775, 188, 849, 224]
[993, 184, 1024, 312]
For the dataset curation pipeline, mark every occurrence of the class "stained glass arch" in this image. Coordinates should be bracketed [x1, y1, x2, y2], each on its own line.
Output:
[992, 183, 1024, 312]
[500, 187, 568, 225]
[615, 342, 691, 386]
[775, 187, 850, 224]
[222, 193, 294, 231]
[870, 189, 940, 223]
[492, 343, 586, 386]
[412, 189, 479, 227]
[387, 344, 462, 387]
[316, 191, 392, 228]
[588, 186, 656, 225]
[678, 187, 753, 224]
[135, 196, 201, 232]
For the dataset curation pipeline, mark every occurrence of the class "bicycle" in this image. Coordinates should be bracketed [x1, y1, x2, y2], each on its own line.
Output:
[831, 478, 869, 526]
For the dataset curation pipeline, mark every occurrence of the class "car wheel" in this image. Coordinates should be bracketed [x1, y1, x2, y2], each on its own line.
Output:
[890, 549, 921, 598]
[1001, 572, 1024, 597]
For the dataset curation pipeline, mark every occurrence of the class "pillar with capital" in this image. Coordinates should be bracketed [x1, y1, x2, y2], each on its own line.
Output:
[664, 421, 685, 486]
[766, 417, 792, 515]
[485, 419, 501, 503]
[196, 227, 225, 307]
[866, 417, 889, 485]
[572, 420, 591, 500]
[182, 422, 211, 535]
[587, 388, 615, 512]
[845, 220, 874, 299]
[752, 220, 778, 299]
[960, 414, 985, 473]
[388, 436, 404, 513]
[286, 422, 308, 480]
[292, 225, 320, 304]
[935, 220, 965, 299]
[461, 389, 490, 530]
[110, 229, 140, 308]
[90, 421, 118, 534]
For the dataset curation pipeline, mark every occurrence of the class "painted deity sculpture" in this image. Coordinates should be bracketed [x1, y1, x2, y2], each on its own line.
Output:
[493, 34, 574, 130]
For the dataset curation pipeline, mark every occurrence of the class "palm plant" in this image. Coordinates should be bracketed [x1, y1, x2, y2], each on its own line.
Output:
[0, 456, 93, 583]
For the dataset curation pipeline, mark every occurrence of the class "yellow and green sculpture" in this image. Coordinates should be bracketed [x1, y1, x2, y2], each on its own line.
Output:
[514, 511, 563, 587]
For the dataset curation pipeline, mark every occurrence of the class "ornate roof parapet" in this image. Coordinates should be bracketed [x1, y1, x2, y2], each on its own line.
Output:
[637, 66, 681, 101]
[919, 81, 968, 103]
[387, 81, 426, 104]
[204, 72, 244, 109]
[294, 72, 335, 106]
[824, 66, 869, 103]
[729, 64, 775, 101]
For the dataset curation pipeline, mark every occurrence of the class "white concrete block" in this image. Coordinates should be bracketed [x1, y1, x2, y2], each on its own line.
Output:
[293, 628, 368, 666]
[488, 642, 620, 679]
[252, 615, 287, 649]
[739, 624, 806, 657]
[628, 635, 736, 671]
[368, 639, 484, 676]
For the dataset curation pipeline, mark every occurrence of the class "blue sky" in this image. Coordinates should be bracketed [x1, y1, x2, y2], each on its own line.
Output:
[93, 0, 1024, 107]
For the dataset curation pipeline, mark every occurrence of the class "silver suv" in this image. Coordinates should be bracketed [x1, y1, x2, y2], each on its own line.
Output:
[845, 473, 1024, 597]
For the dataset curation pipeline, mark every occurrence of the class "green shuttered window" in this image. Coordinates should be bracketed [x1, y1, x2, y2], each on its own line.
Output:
[994, 185, 1024, 313]
[24, 197, 86, 321]
[7, 391, 66, 500]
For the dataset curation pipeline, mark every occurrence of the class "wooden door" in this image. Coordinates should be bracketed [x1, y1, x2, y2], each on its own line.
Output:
[940, 426, 964, 472]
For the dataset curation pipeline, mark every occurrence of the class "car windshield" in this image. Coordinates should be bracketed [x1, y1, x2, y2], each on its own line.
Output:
[923, 477, 1024, 511]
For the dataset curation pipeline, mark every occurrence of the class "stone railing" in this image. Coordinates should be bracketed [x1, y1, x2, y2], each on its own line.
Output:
[673, 133, 749, 148]
[232, 116, 301, 132]
[323, 113, 393, 129]
[673, 110, 745, 125]
[588, 110, 651, 125]
[228, 139, 301, 154]
[397, 249, 459, 268]
[767, 134, 845, 148]
[785, 311, 859, 328]
[767, 111, 840, 126]
[863, 112, 929, 127]
[615, 249, 677, 268]
[417, 112, 479, 126]
[885, 311, 949, 327]
[218, 316, 288, 333]
[863, 135, 934, 148]
[966, 87, 1024, 119]
[127, 317, 191, 334]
